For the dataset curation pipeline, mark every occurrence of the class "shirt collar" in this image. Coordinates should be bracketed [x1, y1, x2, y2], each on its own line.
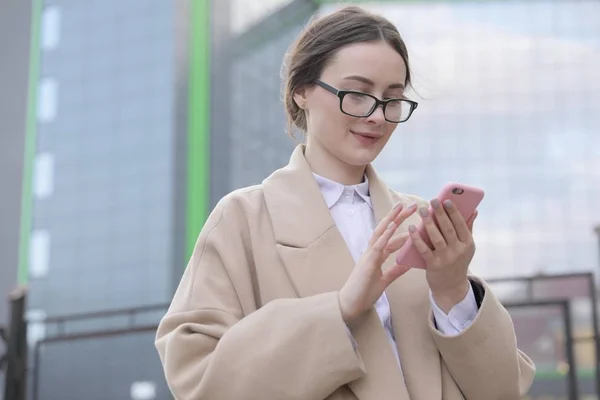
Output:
[312, 173, 372, 209]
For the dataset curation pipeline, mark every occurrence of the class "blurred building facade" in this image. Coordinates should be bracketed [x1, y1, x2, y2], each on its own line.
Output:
[12, 0, 600, 399]
[0, 0, 32, 342]
[23, 0, 191, 398]
[1, 0, 34, 396]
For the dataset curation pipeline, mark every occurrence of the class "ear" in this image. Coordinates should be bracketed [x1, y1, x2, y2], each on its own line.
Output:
[293, 86, 308, 110]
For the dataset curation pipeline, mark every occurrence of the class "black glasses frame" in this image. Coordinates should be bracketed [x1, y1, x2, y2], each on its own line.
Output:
[315, 79, 418, 123]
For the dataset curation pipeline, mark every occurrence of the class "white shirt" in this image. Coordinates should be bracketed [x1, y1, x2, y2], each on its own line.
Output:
[313, 173, 478, 371]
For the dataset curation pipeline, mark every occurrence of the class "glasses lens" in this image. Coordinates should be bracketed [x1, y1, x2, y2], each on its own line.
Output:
[385, 100, 412, 122]
[341, 93, 376, 117]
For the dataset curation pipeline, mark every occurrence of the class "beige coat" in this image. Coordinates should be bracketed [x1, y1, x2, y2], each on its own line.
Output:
[156, 145, 535, 400]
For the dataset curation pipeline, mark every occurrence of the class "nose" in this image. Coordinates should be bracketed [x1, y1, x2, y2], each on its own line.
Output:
[364, 104, 386, 125]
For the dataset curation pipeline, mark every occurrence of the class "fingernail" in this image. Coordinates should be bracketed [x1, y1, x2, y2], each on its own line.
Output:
[387, 221, 396, 230]
[431, 199, 440, 209]
[393, 202, 403, 210]
[408, 225, 416, 233]
[407, 202, 417, 210]
[418, 207, 429, 217]
[443, 199, 453, 208]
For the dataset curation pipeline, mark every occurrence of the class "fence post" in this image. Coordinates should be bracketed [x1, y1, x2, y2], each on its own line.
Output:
[3, 286, 28, 400]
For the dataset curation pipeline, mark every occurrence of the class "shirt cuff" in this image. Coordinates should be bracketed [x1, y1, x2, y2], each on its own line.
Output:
[345, 325, 358, 350]
[429, 283, 479, 336]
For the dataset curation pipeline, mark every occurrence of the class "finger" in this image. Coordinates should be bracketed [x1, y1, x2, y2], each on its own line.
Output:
[408, 224, 435, 264]
[466, 210, 478, 232]
[385, 232, 409, 252]
[369, 203, 404, 248]
[443, 200, 471, 242]
[419, 206, 447, 250]
[392, 202, 418, 227]
[382, 262, 412, 286]
[370, 220, 398, 260]
[431, 199, 458, 245]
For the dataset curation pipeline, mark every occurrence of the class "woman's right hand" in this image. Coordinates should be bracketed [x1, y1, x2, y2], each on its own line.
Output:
[338, 202, 418, 325]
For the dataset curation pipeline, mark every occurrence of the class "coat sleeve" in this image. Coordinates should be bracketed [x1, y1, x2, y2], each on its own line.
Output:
[155, 195, 365, 400]
[429, 277, 536, 399]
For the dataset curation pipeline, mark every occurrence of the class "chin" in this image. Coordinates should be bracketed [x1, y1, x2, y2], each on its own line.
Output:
[341, 148, 380, 167]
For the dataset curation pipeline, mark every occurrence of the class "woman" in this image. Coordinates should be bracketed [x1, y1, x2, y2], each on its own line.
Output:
[156, 6, 535, 400]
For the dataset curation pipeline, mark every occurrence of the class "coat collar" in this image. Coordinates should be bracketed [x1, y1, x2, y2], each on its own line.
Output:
[262, 144, 443, 400]
[262, 144, 394, 248]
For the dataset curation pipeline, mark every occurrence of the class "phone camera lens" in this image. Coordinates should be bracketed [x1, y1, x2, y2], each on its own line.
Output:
[452, 188, 464, 195]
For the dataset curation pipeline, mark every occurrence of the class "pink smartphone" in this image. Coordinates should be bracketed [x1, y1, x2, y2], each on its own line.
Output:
[394, 182, 485, 269]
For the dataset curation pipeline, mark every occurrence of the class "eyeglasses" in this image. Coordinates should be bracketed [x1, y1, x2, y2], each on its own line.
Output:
[315, 79, 418, 123]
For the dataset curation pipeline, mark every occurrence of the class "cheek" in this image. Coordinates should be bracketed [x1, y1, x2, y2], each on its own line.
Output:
[313, 98, 352, 132]
[384, 123, 399, 136]
[341, 114, 359, 131]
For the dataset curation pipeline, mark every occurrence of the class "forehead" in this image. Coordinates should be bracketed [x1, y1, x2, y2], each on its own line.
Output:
[321, 40, 407, 87]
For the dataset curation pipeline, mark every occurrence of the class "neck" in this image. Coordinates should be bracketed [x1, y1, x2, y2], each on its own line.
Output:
[304, 138, 366, 186]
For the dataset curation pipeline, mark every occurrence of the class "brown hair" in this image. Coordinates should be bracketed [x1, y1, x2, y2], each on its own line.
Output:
[283, 6, 412, 137]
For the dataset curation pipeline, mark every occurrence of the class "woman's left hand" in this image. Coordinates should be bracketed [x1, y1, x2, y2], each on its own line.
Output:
[408, 199, 478, 313]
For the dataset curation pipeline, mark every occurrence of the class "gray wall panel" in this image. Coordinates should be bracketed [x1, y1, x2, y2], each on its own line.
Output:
[227, 0, 317, 190]
[210, 0, 232, 208]
[31, 0, 176, 316]
[28, 0, 178, 397]
[0, 1, 32, 395]
[0, 0, 32, 324]
[229, 23, 304, 189]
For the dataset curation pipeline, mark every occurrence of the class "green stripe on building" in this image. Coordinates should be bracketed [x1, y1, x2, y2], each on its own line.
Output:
[18, 0, 43, 285]
[186, 0, 211, 259]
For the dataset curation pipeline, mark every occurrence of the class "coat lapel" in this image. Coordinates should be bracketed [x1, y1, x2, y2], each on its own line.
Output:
[263, 145, 409, 400]
[386, 269, 443, 399]
[367, 167, 443, 400]
[263, 144, 442, 400]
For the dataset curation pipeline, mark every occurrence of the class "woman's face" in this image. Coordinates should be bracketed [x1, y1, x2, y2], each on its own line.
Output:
[295, 40, 408, 168]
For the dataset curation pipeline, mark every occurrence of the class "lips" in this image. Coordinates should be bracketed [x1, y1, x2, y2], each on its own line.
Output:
[350, 130, 382, 146]
[351, 131, 382, 139]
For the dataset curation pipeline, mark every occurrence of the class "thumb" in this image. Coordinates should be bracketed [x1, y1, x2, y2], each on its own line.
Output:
[382, 263, 412, 286]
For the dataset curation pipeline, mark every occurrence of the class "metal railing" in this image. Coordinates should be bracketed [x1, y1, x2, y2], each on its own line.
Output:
[504, 299, 578, 400]
[488, 272, 600, 398]
[2, 272, 598, 400]
[29, 303, 168, 400]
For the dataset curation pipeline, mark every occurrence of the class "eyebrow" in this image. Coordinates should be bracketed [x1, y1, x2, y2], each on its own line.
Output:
[342, 75, 405, 90]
